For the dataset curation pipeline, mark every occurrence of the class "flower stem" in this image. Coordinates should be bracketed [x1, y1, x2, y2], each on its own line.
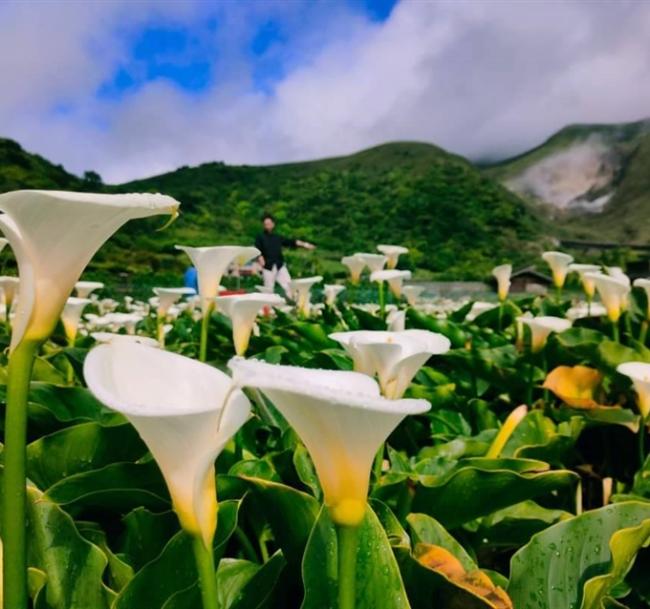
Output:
[378, 282, 385, 320]
[2, 339, 39, 609]
[336, 524, 359, 609]
[192, 536, 219, 609]
[156, 314, 165, 347]
[640, 320, 648, 345]
[199, 303, 214, 362]
[639, 417, 646, 469]
[612, 320, 620, 342]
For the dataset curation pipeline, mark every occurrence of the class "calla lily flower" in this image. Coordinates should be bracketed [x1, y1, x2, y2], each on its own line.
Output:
[606, 266, 631, 286]
[486, 405, 528, 458]
[634, 278, 650, 320]
[330, 329, 451, 399]
[566, 302, 607, 321]
[543, 365, 604, 409]
[289, 276, 323, 316]
[569, 264, 600, 299]
[341, 256, 366, 284]
[402, 285, 424, 306]
[0, 190, 179, 352]
[370, 269, 412, 298]
[377, 244, 408, 269]
[386, 309, 406, 332]
[542, 251, 574, 289]
[152, 287, 196, 317]
[0, 276, 19, 320]
[518, 316, 571, 352]
[103, 312, 144, 335]
[84, 341, 251, 547]
[584, 273, 630, 323]
[175, 245, 259, 314]
[60, 297, 91, 344]
[229, 357, 429, 526]
[492, 264, 512, 302]
[467, 301, 497, 322]
[323, 284, 345, 307]
[353, 252, 387, 274]
[75, 281, 104, 299]
[91, 332, 160, 348]
[215, 293, 284, 356]
[617, 362, 650, 419]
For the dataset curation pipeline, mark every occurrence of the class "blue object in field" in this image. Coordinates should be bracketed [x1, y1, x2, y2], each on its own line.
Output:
[184, 266, 198, 292]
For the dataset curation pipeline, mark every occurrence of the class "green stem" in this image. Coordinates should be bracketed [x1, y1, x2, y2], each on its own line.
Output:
[625, 313, 633, 342]
[526, 361, 534, 406]
[199, 303, 214, 362]
[2, 340, 39, 609]
[639, 417, 646, 469]
[541, 351, 549, 407]
[378, 282, 385, 320]
[612, 320, 620, 342]
[234, 526, 259, 562]
[497, 300, 504, 332]
[587, 295, 592, 318]
[66, 336, 75, 385]
[156, 314, 165, 347]
[336, 524, 359, 609]
[640, 320, 649, 345]
[192, 536, 219, 609]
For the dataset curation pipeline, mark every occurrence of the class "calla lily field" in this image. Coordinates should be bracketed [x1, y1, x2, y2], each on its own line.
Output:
[2, 190, 650, 609]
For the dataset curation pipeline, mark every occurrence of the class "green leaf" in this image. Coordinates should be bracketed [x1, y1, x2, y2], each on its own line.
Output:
[44, 461, 170, 512]
[301, 504, 410, 609]
[26, 422, 146, 489]
[23, 483, 111, 609]
[412, 459, 578, 528]
[242, 477, 319, 569]
[114, 500, 240, 609]
[508, 501, 650, 609]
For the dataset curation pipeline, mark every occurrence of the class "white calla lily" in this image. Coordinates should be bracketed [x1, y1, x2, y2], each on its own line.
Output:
[91, 332, 160, 348]
[175, 245, 259, 314]
[402, 285, 424, 306]
[584, 273, 630, 323]
[323, 284, 345, 307]
[341, 255, 366, 284]
[60, 297, 91, 344]
[634, 278, 650, 319]
[370, 269, 412, 298]
[330, 329, 450, 399]
[75, 281, 104, 299]
[542, 251, 574, 289]
[0, 190, 179, 352]
[386, 309, 406, 332]
[466, 301, 497, 322]
[569, 264, 601, 299]
[215, 293, 284, 355]
[228, 357, 429, 526]
[353, 253, 387, 274]
[606, 266, 631, 286]
[84, 341, 251, 547]
[377, 244, 408, 269]
[152, 287, 196, 317]
[566, 302, 607, 321]
[0, 276, 19, 320]
[492, 264, 512, 302]
[518, 316, 572, 352]
[617, 362, 650, 419]
[289, 276, 323, 316]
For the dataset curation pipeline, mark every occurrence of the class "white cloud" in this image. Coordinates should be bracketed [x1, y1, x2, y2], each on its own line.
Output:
[0, 0, 649, 182]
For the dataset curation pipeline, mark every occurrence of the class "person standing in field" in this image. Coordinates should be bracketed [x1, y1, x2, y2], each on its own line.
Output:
[255, 213, 315, 295]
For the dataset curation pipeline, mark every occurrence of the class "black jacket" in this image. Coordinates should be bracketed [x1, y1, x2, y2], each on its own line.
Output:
[255, 232, 297, 270]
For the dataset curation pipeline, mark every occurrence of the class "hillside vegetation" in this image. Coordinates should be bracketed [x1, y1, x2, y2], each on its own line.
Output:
[0, 137, 546, 283]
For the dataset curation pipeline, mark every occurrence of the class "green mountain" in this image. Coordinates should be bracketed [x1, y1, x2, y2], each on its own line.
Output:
[0, 138, 545, 283]
[484, 118, 650, 243]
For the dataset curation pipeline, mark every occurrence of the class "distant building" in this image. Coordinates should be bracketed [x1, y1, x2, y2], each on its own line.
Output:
[510, 266, 552, 294]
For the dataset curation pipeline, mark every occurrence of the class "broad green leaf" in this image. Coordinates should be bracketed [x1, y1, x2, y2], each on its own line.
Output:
[114, 500, 240, 609]
[242, 477, 318, 569]
[508, 501, 650, 609]
[44, 461, 169, 512]
[23, 483, 111, 609]
[26, 422, 146, 489]
[412, 459, 578, 528]
[301, 504, 409, 609]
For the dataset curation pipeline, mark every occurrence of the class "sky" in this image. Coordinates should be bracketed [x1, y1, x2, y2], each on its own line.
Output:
[1, 0, 649, 183]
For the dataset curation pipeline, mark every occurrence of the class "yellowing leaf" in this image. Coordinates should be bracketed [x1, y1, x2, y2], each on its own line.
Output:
[543, 365, 605, 409]
[415, 543, 513, 609]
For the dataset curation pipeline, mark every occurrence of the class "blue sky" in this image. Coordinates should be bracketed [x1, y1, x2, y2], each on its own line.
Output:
[0, 0, 648, 182]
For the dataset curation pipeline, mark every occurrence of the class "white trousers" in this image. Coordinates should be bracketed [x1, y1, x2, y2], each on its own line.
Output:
[262, 264, 292, 296]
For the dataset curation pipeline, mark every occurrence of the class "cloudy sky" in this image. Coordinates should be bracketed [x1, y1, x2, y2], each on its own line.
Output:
[1, 0, 649, 183]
